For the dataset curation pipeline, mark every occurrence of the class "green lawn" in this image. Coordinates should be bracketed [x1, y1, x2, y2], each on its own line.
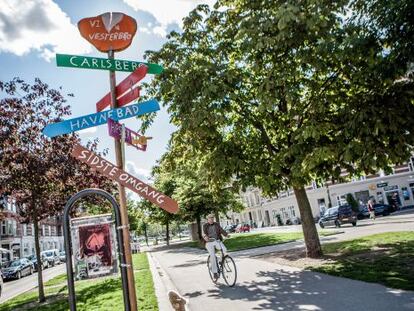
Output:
[1, 253, 158, 311]
[309, 231, 414, 290]
[184, 231, 341, 252]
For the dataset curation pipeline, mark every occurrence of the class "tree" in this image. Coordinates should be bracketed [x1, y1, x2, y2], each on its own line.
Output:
[0, 78, 114, 302]
[143, 1, 414, 257]
[346, 193, 359, 213]
[139, 147, 243, 242]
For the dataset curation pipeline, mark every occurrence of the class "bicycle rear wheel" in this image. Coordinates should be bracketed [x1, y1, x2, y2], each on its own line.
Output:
[221, 255, 237, 287]
[207, 255, 219, 283]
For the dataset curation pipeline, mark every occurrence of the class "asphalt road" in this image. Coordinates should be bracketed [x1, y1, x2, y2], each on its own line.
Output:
[149, 210, 414, 311]
[0, 263, 66, 304]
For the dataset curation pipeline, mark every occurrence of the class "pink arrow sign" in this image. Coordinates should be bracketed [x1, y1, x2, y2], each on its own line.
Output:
[108, 118, 148, 151]
[96, 64, 148, 112]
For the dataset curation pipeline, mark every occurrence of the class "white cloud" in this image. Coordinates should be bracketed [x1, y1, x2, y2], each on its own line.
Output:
[0, 0, 91, 61]
[78, 127, 98, 135]
[125, 160, 151, 182]
[123, 0, 215, 37]
[152, 26, 167, 38]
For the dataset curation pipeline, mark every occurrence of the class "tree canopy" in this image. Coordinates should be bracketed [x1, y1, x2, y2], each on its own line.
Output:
[142, 0, 414, 257]
[0, 78, 115, 301]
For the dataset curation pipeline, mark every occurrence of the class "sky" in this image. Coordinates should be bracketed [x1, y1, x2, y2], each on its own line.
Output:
[0, 0, 214, 188]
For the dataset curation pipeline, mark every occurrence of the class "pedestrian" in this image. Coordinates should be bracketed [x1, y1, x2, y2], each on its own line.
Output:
[390, 193, 399, 212]
[367, 199, 375, 220]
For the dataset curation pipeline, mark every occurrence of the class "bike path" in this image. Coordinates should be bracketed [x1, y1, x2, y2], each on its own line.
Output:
[150, 247, 414, 311]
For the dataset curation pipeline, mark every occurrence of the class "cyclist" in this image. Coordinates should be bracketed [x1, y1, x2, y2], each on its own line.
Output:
[202, 213, 229, 281]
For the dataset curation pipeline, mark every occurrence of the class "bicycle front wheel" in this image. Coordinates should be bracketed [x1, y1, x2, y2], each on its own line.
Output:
[222, 255, 237, 287]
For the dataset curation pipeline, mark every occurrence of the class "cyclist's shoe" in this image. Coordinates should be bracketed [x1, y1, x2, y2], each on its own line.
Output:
[213, 273, 219, 281]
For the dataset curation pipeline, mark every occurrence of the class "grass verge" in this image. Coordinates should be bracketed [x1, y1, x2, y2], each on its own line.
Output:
[184, 231, 341, 252]
[0, 253, 158, 311]
[309, 231, 414, 290]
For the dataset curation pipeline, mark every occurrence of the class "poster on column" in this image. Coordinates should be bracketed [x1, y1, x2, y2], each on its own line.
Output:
[70, 214, 117, 280]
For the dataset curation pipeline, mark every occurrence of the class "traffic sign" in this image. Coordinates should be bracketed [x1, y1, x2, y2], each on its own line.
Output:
[71, 143, 179, 214]
[96, 64, 148, 112]
[56, 54, 164, 74]
[78, 12, 137, 52]
[43, 99, 159, 138]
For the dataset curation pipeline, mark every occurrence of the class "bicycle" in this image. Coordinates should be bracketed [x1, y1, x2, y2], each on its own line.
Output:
[206, 238, 237, 287]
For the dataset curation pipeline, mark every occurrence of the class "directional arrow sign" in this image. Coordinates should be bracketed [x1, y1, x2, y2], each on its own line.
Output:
[71, 143, 179, 214]
[56, 54, 163, 74]
[108, 118, 149, 151]
[43, 99, 159, 138]
[96, 64, 148, 112]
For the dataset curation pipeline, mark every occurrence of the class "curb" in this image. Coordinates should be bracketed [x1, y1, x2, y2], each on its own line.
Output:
[146, 251, 190, 311]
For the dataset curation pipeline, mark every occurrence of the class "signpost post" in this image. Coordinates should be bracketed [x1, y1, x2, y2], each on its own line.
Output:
[77, 12, 141, 310]
[49, 12, 176, 311]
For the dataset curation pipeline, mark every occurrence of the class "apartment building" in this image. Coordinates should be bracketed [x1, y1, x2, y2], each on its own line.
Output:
[0, 195, 64, 262]
[230, 159, 414, 227]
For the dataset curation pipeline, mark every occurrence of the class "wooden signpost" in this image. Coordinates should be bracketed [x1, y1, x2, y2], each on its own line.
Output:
[46, 11, 176, 311]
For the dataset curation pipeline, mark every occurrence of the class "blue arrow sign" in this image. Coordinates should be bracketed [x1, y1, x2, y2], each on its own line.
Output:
[43, 99, 160, 138]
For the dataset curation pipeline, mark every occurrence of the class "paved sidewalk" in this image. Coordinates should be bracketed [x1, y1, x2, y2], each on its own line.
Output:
[150, 247, 414, 311]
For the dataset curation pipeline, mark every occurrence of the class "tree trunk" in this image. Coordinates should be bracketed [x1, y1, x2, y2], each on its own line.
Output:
[144, 223, 148, 246]
[325, 183, 332, 208]
[33, 218, 46, 302]
[165, 220, 170, 246]
[214, 210, 220, 225]
[293, 186, 323, 258]
[196, 215, 202, 241]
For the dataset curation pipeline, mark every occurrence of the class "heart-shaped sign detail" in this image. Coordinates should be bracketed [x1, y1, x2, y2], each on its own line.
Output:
[101, 12, 124, 33]
[78, 12, 137, 52]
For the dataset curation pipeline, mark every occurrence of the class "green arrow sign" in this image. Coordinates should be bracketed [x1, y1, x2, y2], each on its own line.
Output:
[56, 53, 163, 74]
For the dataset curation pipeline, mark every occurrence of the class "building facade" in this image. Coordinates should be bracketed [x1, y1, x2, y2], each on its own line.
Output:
[231, 160, 414, 227]
[0, 196, 64, 263]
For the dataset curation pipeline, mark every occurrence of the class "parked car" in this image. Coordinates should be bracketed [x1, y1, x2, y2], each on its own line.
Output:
[41, 249, 60, 267]
[26, 254, 48, 271]
[0, 271, 3, 297]
[1, 258, 33, 280]
[235, 223, 251, 233]
[358, 203, 394, 219]
[224, 224, 237, 233]
[319, 205, 357, 228]
[59, 251, 66, 263]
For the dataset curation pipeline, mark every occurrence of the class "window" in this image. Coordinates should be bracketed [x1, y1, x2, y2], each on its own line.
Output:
[1, 221, 6, 235]
[287, 206, 296, 218]
[409, 157, 414, 171]
[254, 192, 261, 205]
[402, 187, 410, 200]
[336, 195, 347, 206]
[377, 192, 384, 204]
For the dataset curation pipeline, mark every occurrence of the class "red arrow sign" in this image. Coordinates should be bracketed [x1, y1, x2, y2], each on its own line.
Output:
[96, 64, 148, 112]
